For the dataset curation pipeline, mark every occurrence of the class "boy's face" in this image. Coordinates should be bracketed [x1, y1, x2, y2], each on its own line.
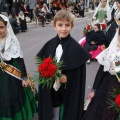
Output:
[54, 20, 73, 38]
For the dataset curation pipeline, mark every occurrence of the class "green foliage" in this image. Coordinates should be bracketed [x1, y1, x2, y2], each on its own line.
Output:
[108, 88, 120, 114]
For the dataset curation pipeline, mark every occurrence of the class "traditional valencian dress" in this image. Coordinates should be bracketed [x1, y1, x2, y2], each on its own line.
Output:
[82, 28, 120, 120]
[92, 0, 111, 25]
[0, 14, 37, 120]
[37, 34, 90, 120]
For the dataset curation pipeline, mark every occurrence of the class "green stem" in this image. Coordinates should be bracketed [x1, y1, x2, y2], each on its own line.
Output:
[117, 114, 120, 120]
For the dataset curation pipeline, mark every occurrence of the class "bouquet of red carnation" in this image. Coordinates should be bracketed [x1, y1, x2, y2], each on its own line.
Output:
[108, 88, 120, 119]
[83, 24, 92, 36]
[36, 57, 62, 88]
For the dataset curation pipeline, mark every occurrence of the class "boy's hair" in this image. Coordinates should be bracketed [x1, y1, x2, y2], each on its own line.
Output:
[0, 16, 7, 26]
[53, 10, 74, 26]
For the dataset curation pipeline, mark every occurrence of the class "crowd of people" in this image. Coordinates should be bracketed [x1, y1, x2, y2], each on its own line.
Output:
[0, 0, 86, 29]
[1, 0, 120, 120]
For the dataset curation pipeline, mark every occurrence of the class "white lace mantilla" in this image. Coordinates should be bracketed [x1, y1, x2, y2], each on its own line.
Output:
[0, 14, 23, 61]
[0, 34, 23, 61]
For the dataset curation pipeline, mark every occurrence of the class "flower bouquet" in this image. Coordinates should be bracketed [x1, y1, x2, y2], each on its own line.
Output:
[83, 24, 92, 36]
[36, 57, 62, 88]
[108, 88, 120, 120]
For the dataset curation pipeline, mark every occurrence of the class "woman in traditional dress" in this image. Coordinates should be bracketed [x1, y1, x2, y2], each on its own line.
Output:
[107, 0, 120, 44]
[92, 0, 111, 25]
[82, 20, 120, 120]
[0, 14, 37, 120]
[19, 11, 27, 32]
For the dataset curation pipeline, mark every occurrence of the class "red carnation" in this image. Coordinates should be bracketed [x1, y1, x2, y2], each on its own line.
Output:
[87, 24, 91, 31]
[100, 24, 106, 30]
[36, 57, 62, 88]
[43, 58, 53, 64]
[38, 60, 57, 78]
[115, 94, 120, 107]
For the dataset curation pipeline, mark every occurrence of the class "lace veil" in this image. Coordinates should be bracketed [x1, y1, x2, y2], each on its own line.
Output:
[0, 14, 23, 60]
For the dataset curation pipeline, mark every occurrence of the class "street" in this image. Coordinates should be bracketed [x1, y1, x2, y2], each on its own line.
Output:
[16, 11, 99, 120]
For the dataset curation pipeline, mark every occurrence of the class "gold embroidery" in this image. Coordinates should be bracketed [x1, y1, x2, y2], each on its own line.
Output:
[0, 61, 35, 92]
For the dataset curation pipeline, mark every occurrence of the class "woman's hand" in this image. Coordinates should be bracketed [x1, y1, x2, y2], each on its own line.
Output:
[59, 74, 67, 83]
[22, 79, 30, 87]
[87, 91, 95, 100]
[105, 19, 108, 23]
[101, 44, 106, 50]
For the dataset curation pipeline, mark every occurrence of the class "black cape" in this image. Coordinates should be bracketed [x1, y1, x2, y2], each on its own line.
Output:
[37, 35, 91, 120]
[84, 30, 108, 52]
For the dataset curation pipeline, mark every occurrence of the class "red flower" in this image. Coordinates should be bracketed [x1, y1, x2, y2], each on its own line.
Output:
[43, 58, 52, 64]
[36, 57, 62, 88]
[38, 59, 57, 78]
[100, 24, 106, 30]
[87, 24, 91, 31]
[115, 94, 120, 107]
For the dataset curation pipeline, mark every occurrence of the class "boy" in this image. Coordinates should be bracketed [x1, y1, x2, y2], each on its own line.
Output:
[37, 10, 90, 120]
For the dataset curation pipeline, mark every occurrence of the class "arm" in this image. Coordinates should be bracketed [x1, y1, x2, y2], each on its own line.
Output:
[15, 57, 30, 87]
[106, 16, 115, 26]
[15, 57, 28, 79]
[87, 65, 106, 99]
